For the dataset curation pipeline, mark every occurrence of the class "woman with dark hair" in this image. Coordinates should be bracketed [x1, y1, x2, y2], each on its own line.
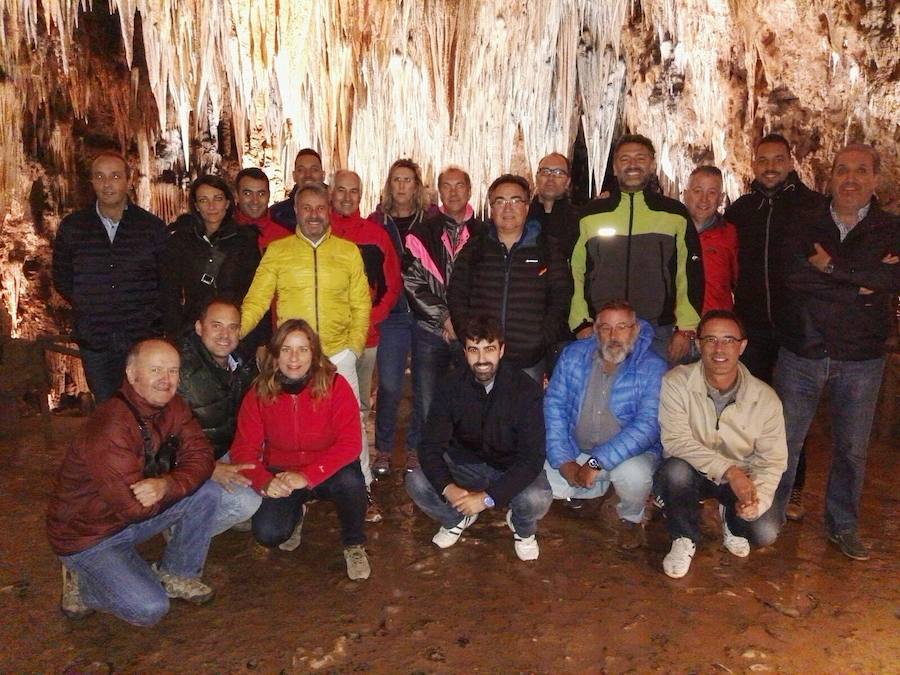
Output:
[367, 159, 439, 476]
[229, 319, 371, 580]
[160, 174, 260, 336]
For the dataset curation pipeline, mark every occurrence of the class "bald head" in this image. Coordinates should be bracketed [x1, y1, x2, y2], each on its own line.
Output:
[535, 152, 571, 205]
[125, 339, 181, 407]
[331, 170, 363, 216]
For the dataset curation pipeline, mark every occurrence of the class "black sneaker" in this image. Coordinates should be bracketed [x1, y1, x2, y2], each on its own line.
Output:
[828, 531, 870, 561]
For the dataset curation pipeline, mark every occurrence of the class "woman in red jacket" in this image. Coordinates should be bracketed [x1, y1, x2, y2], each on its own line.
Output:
[230, 319, 370, 580]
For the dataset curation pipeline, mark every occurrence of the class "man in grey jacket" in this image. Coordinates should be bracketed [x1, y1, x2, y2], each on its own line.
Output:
[654, 310, 787, 579]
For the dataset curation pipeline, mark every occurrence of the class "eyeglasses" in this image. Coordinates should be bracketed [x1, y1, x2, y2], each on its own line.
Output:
[596, 322, 635, 334]
[537, 167, 568, 177]
[490, 196, 528, 208]
[698, 335, 744, 346]
[196, 194, 227, 205]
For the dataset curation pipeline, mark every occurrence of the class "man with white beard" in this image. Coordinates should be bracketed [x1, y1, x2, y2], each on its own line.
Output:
[544, 300, 668, 549]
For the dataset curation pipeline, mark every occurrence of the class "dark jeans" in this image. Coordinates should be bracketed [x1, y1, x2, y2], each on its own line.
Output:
[412, 324, 461, 428]
[654, 457, 782, 547]
[79, 333, 132, 403]
[773, 348, 884, 534]
[405, 454, 553, 538]
[375, 311, 420, 453]
[252, 461, 366, 547]
[60, 480, 219, 626]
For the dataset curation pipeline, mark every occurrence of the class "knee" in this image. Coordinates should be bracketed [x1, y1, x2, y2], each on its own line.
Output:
[404, 468, 435, 503]
[230, 488, 262, 520]
[193, 480, 224, 512]
[611, 455, 655, 494]
[331, 462, 366, 494]
[123, 593, 169, 627]
[749, 509, 783, 548]
[655, 457, 696, 492]
[515, 479, 554, 518]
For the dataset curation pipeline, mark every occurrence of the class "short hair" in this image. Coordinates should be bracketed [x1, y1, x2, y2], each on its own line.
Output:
[697, 309, 746, 339]
[689, 165, 723, 181]
[832, 143, 881, 175]
[595, 299, 636, 319]
[294, 182, 330, 202]
[189, 174, 234, 222]
[90, 150, 129, 174]
[755, 133, 792, 155]
[380, 158, 430, 215]
[462, 316, 504, 346]
[235, 167, 269, 189]
[438, 165, 472, 190]
[487, 174, 530, 200]
[294, 148, 322, 167]
[197, 297, 241, 322]
[125, 338, 179, 369]
[614, 134, 656, 158]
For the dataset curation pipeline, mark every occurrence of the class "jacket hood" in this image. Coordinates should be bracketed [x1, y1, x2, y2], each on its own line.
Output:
[624, 318, 656, 368]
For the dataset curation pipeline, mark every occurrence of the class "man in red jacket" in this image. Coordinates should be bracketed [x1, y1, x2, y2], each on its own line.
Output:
[330, 169, 402, 521]
[233, 167, 291, 253]
[46, 339, 219, 626]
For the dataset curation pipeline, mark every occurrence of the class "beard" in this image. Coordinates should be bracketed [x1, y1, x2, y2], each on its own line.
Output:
[599, 336, 635, 364]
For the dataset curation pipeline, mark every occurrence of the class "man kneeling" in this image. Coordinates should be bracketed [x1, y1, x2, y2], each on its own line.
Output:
[406, 316, 552, 561]
[47, 339, 218, 625]
[656, 310, 787, 578]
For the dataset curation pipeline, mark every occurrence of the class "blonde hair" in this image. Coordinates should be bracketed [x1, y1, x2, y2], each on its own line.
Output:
[380, 158, 430, 216]
[255, 319, 336, 404]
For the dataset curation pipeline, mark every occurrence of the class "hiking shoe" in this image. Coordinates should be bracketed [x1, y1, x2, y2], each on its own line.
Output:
[506, 510, 539, 561]
[829, 530, 870, 561]
[663, 537, 696, 578]
[151, 563, 215, 604]
[365, 490, 384, 523]
[230, 519, 252, 532]
[60, 565, 94, 620]
[344, 545, 371, 580]
[617, 519, 646, 550]
[405, 449, 420, 473]
[720, 505, 750, 557]
[785, 488, 805, 521]
[372, 452, 392, 477]
[432, 513, 478, 548]
[278, 504, 308, 551]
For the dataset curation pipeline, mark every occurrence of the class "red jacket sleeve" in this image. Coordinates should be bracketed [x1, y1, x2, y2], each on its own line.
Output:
[231, 389, 275, 492]
[371, 224, 402, 327]
[302, 375, 363, 487]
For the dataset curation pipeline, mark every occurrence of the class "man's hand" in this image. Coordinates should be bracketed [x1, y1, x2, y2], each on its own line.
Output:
[442, 317, 457, 343]
[668, 331, 693, 364]
[130, 477, 169, 507]
[450, 490, 489, 517]
[574, 463, 601, 489]
[211, 461, 254, 492]
[442, 483, 469, 504]
[808, 243, 832, 272]
[559, 461, 582, 487]
[724, 466, 757, 510]
[575, 326, 593, 340]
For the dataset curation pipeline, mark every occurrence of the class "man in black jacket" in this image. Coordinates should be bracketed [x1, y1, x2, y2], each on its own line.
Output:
[772, 143, 899, 561]
[725, 134, 826, 382]
[447, 174, 571, 382]
[52, 151, 168, 403]
[178, 299, 261, 535]
[528, 152, 580, 263]
[405, 316, 552, 561]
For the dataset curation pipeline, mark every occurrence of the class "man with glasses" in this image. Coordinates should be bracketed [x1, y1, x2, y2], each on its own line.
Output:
[528, 152, 580, 262]
[655, 310, 786, 578]
[544, 300, 668, 549]
[447, 174, 571, 383]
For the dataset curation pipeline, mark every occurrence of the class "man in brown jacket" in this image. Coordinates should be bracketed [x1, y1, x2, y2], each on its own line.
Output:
[47, 339, 218, 626]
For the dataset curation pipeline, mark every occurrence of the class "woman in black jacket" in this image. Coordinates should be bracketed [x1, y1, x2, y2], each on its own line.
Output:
[161, 175, 261, 337]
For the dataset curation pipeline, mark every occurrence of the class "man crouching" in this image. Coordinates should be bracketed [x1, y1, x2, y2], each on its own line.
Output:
[47, 339, 218, 625]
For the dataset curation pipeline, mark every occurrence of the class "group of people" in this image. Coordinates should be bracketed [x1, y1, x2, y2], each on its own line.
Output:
[46, 132, 897, 627]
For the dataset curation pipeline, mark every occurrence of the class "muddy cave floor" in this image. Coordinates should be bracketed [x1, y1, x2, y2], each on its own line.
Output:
[1, 396, 898, 674]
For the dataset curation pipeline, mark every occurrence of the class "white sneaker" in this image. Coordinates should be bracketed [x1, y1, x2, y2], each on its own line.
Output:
[343, 545, 371, 580]
[279, 504, 308, 551]
[506, 510, 539, 561]
[432, 513, 478, 548]
[663, 537, 696, 578]
[720, 505, 750, 557]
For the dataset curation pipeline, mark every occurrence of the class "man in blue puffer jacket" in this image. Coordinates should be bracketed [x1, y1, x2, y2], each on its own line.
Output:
[545, 299, 668, 549]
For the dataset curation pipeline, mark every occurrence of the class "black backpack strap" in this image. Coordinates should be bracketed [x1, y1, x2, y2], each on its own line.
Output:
[114, 392, 176, 477]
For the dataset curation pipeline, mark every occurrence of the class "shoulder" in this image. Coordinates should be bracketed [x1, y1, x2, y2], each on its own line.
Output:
[662, 363, 694, 389]
[633, 348, 668, 378]
[580, 194, 620, 218]
[125, 204, 166, 229]
[643, 191, 689, 220]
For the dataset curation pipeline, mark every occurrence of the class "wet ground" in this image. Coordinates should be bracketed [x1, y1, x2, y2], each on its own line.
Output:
[1, 398, 898, 673]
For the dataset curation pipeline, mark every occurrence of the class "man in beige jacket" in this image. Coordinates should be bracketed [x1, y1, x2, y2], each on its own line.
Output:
[655, 310, 787, 579]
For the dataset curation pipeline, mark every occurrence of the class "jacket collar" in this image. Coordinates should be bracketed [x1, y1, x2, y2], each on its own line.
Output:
[118, 380, 170, 418]
[749, 170, 806, 200]
[486, 218, 542, 248]
[685, 361, 756, 403]
[439, 203, 475, 224]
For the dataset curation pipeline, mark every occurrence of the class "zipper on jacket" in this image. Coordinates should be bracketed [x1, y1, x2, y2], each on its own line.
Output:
[500, 244, 513, 332]
[624, 193, 635, 299]
[763, 198, 774, 323]
[708, 393, 736, 431]
[313, 247, 320, 331]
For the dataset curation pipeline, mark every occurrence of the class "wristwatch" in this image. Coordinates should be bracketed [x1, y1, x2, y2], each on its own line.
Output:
[586, 457, 602, 471]
[823, 261, 835, 274]
[483, 494, 495, 508]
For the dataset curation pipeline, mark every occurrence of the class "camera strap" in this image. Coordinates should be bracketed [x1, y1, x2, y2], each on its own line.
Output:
[114, 392, 174, 477]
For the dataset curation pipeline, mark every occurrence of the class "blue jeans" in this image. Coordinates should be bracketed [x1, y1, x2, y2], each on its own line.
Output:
[773, 348, 884, 534]
[252, 461, 367, 547]
[545, 451, 658, 523]
[212, 454, 262, 535]
[375, 311, 420, 452]
[412, 324, 460, 429]
[60, 480, 219, 626]
[654, 457, 781, 546]
[406, 455, 552, 537]
[79, 333, 132, 403]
